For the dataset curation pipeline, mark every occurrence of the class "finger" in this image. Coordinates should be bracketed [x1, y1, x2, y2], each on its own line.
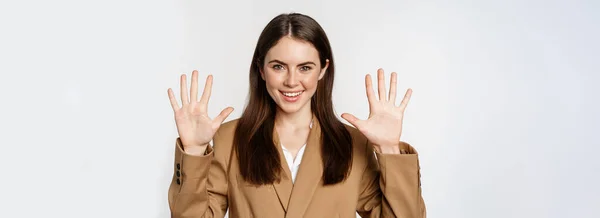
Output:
[341, 113, 363, 129]
[365, 74, 376, 106]
[389, 72, 397, 103]
[180, 74, 189, 106]
[199, 74, 213, 108]
[213, 107, 234, 127]
[167, 88, 180, 111]
[377, 68, 386, 101]
[398, 88, 413, 111]
[190, 70, 199, 102]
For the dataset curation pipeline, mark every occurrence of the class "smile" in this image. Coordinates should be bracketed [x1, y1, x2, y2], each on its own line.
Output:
[281, 91, 303, 97]
[279, 90, 304, 102]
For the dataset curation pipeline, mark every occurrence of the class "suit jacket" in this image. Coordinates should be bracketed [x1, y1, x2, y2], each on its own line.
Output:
[168, 117, 426, 218]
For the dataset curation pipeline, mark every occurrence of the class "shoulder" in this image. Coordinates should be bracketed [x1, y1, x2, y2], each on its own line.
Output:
[215, 118, 240, 138]
[341, 123, 376, 172]
[211, 118, 240, 158]
[342, 123, 370, 152]
[342, 124, 366, 144]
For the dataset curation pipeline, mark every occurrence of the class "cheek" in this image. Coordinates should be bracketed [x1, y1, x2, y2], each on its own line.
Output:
[301, 73, 321, 89]
[263, 71, 282, 87]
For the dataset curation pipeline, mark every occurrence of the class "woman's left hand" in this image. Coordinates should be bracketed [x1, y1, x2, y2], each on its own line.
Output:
[342, 68, 412, 154]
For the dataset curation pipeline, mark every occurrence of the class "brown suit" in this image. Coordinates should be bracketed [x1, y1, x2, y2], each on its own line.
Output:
[168, 118, 426, 218]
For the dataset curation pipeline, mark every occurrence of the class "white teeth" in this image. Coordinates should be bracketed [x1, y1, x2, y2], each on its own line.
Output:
[282, 91, 303, 97]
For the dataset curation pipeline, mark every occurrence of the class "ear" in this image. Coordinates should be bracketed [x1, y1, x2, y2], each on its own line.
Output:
[318, 59, 329, 80]
[259, 66, 265, 80]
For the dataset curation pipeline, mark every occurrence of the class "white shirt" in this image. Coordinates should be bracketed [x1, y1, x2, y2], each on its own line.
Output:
[280, 119, 312, 183]
[281, 143, 306, 183]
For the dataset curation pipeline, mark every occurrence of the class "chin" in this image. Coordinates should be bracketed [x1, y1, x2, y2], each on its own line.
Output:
[277, 104, 302, 114]
[276, 100, 311, 114]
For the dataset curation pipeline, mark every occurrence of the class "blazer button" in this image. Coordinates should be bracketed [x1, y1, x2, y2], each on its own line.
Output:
[176, 178, 181, 185]
[176, 171, 181, 177]
[176, 163, 181, 170]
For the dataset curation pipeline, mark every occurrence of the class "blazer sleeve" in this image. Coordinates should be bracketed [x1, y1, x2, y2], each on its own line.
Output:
[167, 136, 229, 218]
[356, 141, 427, 218]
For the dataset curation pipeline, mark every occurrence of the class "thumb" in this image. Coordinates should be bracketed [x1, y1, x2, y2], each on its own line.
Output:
[341, 113, 362, 129]
[214, 107, 234, 125]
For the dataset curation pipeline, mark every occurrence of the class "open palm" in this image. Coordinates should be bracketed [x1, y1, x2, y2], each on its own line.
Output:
[342, 68, 412, 152]
[167, 70, 234, 154]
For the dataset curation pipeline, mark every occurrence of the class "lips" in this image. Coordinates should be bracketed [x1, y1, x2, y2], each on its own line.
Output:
[279, 90, 304, 103]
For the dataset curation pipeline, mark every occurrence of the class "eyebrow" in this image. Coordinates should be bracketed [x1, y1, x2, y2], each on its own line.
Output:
[267, 59, 317, 66]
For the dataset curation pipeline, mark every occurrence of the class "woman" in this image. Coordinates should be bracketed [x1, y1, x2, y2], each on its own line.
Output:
[167, 13, 426, 218]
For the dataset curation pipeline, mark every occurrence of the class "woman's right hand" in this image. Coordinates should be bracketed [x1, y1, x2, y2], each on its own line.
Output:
[167, 70, 234, 155]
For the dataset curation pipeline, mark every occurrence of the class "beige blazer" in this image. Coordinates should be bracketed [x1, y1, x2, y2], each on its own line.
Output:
[168, 118, 426, 218]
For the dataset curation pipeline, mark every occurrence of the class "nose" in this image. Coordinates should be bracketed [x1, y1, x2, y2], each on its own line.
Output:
[283, 69, 299, 87]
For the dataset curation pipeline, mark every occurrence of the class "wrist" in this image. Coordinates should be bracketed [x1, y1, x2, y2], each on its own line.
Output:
[378, 144, 401, 154]
[184, 144, 209, 156]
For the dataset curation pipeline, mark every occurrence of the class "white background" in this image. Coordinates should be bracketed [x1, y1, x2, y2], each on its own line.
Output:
[1, 0, 598, 217]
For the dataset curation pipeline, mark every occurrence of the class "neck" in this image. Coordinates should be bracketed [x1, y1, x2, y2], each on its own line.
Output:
[274, 105, 313, 130]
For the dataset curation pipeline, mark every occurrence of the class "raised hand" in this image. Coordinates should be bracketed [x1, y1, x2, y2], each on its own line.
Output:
[342, 68, 412, 154]
[167, 70, 234, 155]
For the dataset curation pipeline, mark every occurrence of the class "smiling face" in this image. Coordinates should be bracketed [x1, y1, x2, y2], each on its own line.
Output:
[260, 36, 329, 115]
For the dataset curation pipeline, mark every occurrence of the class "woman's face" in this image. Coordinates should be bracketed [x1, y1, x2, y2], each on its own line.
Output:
[261, 36, 329, 115]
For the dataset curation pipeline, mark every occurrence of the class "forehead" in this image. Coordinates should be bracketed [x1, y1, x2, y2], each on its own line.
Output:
[265, 36, 320, 64]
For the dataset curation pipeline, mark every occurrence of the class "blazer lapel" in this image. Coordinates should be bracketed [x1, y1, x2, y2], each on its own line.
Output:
[272, 127, 294, 212]
[286, 117, 323, 218]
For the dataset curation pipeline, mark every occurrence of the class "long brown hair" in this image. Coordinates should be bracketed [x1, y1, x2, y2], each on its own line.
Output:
[234, 13, 353, 185]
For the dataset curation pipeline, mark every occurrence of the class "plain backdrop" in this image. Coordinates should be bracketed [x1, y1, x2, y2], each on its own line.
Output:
[0, 0, 598, 217]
